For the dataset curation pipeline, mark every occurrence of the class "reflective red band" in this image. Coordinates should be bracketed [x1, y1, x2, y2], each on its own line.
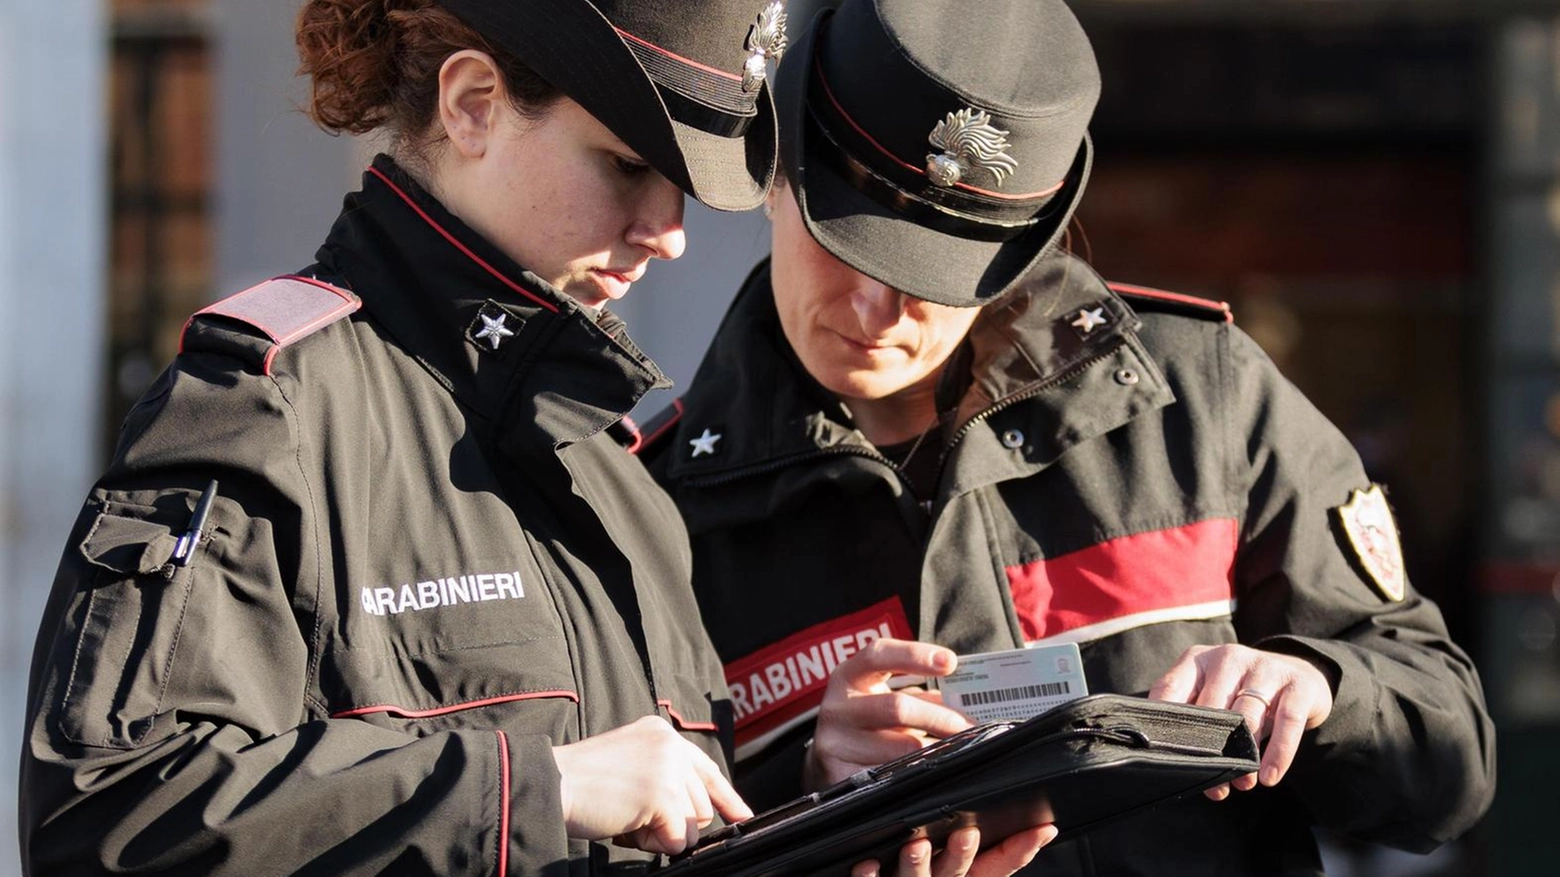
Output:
[332, 690, 579, 720]
[725, 597, 912, 749]
[1006, 519, 1239, 642]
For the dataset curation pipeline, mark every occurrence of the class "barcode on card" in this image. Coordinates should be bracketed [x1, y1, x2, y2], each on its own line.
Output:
[958, 680, 1071, 707]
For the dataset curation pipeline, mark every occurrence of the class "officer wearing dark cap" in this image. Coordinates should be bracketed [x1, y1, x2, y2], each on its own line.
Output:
[648, 0, 1496, 873]
[22, 2, 792, 874]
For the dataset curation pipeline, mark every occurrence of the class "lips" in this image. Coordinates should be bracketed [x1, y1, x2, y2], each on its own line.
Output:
[587, 265, 646, 302]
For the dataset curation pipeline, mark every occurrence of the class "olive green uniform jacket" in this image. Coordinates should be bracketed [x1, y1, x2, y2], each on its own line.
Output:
[647, 258, 1496, 876]
[21, 157, 730, 876]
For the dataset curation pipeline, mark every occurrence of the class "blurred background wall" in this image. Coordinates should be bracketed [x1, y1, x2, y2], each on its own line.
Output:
[5, 1, 1560, 874]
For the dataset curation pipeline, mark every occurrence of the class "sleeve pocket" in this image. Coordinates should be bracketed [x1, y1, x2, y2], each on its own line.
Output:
[58, 502, 195, 749]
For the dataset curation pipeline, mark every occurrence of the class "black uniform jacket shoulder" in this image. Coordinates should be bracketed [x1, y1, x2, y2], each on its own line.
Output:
[647, 257, 1496, 876]
[22, 156, 730, 876]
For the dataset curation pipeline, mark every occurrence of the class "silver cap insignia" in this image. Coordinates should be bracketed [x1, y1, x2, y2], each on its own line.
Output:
[743, 2, 789, 94]
[925, 107, 1019, 188]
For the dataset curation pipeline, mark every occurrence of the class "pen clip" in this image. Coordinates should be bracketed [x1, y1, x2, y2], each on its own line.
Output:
[173, 479, 219, 567]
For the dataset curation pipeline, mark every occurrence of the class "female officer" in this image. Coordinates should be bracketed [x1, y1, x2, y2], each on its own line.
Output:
[20, 1, 804, 873]
[648, 0, 1497, 873]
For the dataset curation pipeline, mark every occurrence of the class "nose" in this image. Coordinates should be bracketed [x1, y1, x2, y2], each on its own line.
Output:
[626, 181, 687, 261]
[849, 280, 906, 337]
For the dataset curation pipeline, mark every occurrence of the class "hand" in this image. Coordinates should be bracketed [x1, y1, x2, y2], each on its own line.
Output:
[849, 824, 1060, 877]
[806, 638, 975, 791]
[1148, 644, 1334, 799]
[551, 715, 753, 854]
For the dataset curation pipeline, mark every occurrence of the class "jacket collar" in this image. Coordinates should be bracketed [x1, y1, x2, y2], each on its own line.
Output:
[313, 155, 668, 447]
[666, 253, 1174, 491]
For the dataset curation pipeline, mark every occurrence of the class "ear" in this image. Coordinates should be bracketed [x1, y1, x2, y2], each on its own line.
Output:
[763, 174, 787, 219]
[437, 50, 505, 158]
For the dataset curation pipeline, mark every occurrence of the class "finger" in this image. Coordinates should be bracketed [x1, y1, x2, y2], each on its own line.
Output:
[1193, 650, 1251, 710]
[835, 639, 958, 693]
[1258, 688, 1312, 787]
[968, 825, 1054, 877]
[832, 690, 974, 738]
[899, 838, 934, 877]
[851, 861, 881, 877]
[686, 772, 715, 828]
[1147, 646, 1207, 703]
[932, 827, 980, 877]
[684, 812, 701, 855]
[1231, 770, 1261, 793]
[1203, 782, 1231, 802]
[692, 749, 754, 822]
[813, 726, 926, 770]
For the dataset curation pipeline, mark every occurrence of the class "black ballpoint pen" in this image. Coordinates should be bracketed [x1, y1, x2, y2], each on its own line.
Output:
[173, 479, 219, 567]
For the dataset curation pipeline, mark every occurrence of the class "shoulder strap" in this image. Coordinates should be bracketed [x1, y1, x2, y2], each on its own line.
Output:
[180, 275, 361, 374]
[1108, 281, 1232, 324]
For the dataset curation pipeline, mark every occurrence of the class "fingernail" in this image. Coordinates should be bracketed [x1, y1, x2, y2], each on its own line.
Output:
[933, 650, 954, 672]
[1261, 766, 1279, 786]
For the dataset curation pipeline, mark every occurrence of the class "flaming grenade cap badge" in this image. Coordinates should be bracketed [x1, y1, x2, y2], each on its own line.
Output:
[743, 2, 789, 94]
[925, 108, 1019, 188]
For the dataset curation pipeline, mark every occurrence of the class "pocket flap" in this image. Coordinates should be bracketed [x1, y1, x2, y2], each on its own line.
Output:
[80, 510, 178, 576]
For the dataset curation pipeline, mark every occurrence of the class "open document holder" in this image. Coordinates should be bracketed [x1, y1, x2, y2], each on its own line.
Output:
[660, 694, 1260, 877]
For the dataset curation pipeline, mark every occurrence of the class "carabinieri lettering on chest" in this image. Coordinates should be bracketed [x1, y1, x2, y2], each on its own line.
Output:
[359, 571, 525, 616]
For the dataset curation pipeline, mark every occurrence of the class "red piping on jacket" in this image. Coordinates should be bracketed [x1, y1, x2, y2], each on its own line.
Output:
[814, 60, 1064, 202]
[658, 699, 718, 732]
[613, 28, 743, 82]
[620, 414, 645, 455]
[495, 730, 511, 876]
[1108, 282, 1233, 324]
[332, 690, 580, 720]
[366, 166, 560, 314]
[635, 398, 685, 455]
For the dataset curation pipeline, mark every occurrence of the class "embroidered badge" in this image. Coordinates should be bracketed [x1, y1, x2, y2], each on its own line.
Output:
[1337, 485, 1406, 602]
[926, 107, 1018, 189]
[689, 427, 723, 458]
[470, 304, 516, 352]
[743, 1, 789, 93]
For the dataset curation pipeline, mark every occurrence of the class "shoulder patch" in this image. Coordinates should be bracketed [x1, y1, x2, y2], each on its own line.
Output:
[181, 275, 360, 375]
[1109, 282, 1232, 324]
[623, 398, 686, 456]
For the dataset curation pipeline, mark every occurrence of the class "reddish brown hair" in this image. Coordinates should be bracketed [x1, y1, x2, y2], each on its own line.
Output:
[296, 0, 560, 149]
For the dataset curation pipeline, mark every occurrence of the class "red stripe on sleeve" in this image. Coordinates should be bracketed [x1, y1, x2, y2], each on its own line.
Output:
[1006, 519, 1239, 641]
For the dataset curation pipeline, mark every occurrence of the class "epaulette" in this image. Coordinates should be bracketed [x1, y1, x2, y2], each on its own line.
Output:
[614, 398, 685, 456]
[1108, 282, 1232, 324]
[180, 275, 361, 375]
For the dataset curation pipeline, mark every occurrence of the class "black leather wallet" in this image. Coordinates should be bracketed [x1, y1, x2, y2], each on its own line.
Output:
[659, 694, 1260, 877]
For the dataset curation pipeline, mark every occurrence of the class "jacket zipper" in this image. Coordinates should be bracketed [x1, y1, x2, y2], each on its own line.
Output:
[684, 343, 1126, 491]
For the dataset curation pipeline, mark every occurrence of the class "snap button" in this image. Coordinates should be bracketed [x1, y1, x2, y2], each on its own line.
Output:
[1001, 429, 1025, 449]
[1115, 368, 1140, 386]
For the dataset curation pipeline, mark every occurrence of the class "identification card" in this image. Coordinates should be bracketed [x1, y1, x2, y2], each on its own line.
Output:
[938, 643, 1088, 723]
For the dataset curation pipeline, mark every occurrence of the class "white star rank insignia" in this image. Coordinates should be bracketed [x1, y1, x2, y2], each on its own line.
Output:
[1071, 307, 1107, 334]
[689, 428, 723, 458]
[474, 312, 515, 350]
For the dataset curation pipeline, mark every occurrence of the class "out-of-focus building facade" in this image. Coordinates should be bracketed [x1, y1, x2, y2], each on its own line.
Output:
[4, 1, 1560, 875]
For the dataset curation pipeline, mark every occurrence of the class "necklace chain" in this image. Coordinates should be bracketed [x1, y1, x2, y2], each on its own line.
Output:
[893, 418, 939, 470]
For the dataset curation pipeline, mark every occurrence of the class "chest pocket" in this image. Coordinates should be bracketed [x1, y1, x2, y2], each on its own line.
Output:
[54, 496, 202, 749]
[320, 525, 581, 729]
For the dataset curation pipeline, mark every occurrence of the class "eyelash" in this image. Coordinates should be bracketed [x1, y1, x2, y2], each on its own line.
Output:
[613, 155, 651, 176]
